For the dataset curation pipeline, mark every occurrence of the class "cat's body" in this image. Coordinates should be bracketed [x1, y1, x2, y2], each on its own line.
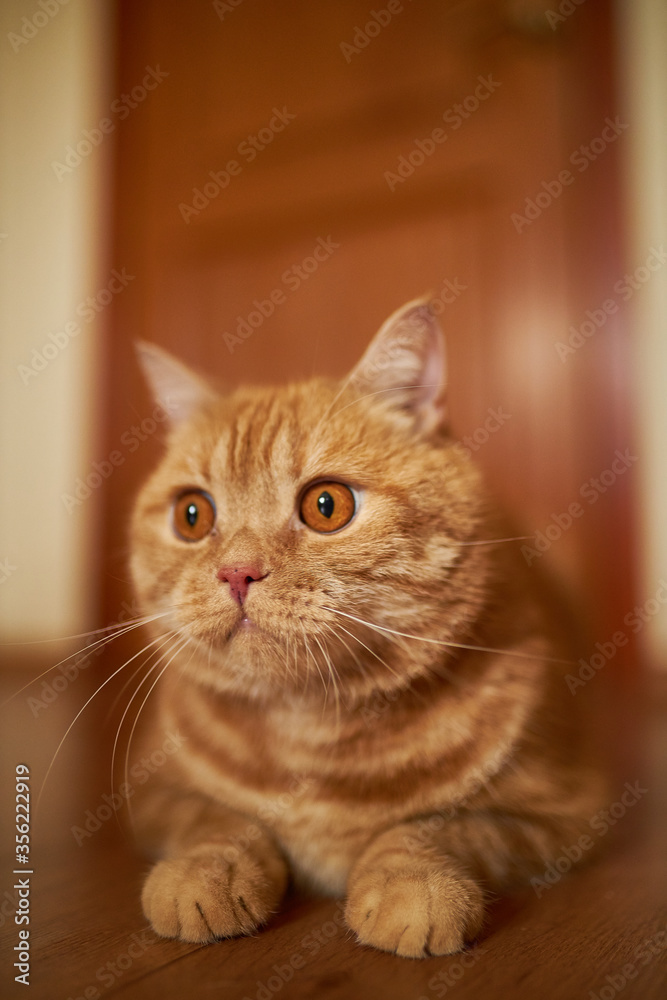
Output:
[128, 301, 604, 957]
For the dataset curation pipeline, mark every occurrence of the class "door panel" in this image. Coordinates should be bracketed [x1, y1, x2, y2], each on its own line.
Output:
[105, 0, 634, 669]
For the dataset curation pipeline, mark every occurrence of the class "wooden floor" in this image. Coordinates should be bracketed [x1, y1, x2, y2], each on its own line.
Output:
[0, 653, 665, 1000]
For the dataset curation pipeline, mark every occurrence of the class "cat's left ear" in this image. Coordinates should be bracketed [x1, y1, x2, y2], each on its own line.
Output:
[135, 342, 218, 426]
[349, 298, 447, 433]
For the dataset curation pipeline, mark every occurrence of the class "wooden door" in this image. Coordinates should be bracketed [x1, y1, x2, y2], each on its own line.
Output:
[103, 0, 635, 675]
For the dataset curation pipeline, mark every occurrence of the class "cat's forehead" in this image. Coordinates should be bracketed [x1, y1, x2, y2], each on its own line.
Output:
[173, 378, 367, 488]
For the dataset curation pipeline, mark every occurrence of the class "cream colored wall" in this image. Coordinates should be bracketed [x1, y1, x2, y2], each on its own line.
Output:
[0, 1, 112, 642]
[617, 0, 667, 669]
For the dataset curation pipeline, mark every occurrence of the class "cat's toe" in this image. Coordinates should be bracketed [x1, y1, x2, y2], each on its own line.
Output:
[345, 862, 484, 958]
[141, 847, 285, 944]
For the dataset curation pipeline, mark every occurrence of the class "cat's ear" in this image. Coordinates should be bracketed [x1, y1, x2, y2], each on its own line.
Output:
[349, 298, 447, 433]
[135, 342, 218, 426]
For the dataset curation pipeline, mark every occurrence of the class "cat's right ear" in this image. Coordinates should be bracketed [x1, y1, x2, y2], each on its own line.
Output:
[348, 299, 447, 434]
[135, 342, 218, 426]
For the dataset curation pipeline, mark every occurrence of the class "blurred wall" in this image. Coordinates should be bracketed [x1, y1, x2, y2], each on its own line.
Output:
[0, 0, 112, 643]
[617, 0, 667, 670]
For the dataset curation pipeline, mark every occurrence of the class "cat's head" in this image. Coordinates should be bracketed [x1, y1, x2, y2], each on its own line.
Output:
[130, 300, 490, 703]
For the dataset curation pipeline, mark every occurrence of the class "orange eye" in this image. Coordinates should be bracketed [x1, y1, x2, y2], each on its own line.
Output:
[300, 481, 356, 533]
[173, 490, 216, 542]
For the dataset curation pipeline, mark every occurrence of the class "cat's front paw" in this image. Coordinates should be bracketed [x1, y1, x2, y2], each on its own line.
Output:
[141, 844, 287, 944]
[345, 859, 484, 958]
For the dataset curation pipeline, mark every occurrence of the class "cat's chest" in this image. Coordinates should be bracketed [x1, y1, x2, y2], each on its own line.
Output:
[172, 709, 440, 892]
[159, 677, 523, 891]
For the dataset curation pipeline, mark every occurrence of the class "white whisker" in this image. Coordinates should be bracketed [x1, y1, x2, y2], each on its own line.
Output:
[35, 628, 174, 815]
[104, 629, 176, 723]
[300, 625, 326, 700]
[324, 606, 574, 665]
[1, 611, 173, 707]
[328, 382, 444, 421]
[456, 536, 531, 546]
[328, 619, 400, 679]
[123, 634, 192, 834]
[319, 620, 365, 675]
[110, 630, 180, 805]
[313, 632, 342, 722]
[0, 612, 168, 647]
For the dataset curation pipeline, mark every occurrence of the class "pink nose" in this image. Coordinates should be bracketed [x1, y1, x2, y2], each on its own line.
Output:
[217, 566, 266, 606]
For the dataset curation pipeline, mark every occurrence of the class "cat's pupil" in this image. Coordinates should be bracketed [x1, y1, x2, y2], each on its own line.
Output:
[186, 503, 198, 527]
[317, 492, 334, 519]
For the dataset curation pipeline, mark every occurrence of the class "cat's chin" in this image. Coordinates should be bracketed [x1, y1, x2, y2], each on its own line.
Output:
[195, 611, 267, 646]
[197, 618, 284, 673]
[232, 615, 259, 634]
[224, 614, 272, 647]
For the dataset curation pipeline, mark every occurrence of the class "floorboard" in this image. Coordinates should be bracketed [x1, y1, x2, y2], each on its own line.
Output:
[0, 655, 665, 999]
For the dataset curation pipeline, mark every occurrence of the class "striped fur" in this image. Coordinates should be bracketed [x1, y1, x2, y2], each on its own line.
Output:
[129, 301, 604, 956]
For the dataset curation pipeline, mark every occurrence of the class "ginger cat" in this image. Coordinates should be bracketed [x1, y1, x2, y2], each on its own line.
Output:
[128, 299, 603, 957]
